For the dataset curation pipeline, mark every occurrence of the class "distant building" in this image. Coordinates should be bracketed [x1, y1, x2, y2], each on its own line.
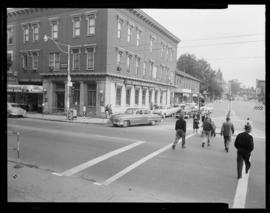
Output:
[256, 79, 265, 96]
[256, 79, 265, 102]
[174, 70, 200, 104]
[7, 8, 180, 116]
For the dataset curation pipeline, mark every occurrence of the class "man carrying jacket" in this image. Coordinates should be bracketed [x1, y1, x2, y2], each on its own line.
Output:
[202, 117, 213, 147]
[172, 114, 186, 149]
[234, 124, 254, 179]
[221, 117, 235, 152]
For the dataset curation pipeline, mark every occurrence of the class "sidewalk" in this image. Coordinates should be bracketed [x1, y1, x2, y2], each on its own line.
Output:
[25, 112, 110, 125]
[7, 159, 188, 202]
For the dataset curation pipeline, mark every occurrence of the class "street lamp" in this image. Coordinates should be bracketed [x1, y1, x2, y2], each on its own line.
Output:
[44, 35, 71, 119]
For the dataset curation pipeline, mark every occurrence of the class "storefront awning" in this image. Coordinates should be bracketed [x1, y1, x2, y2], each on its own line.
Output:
[8, 84, 44, 93]
[175, 88, 192, 93]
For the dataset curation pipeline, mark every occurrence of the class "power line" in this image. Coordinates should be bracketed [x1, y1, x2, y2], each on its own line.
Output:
[204, 56, 265, 61]
[180, 40, 265, 48]
[183, 33, 264, 42]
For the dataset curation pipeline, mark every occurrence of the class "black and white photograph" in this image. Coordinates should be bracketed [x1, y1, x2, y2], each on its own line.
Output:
[5, 5, 266, 209]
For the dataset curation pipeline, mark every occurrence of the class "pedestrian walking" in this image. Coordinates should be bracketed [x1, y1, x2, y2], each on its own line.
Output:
[172, 114, 186, 149]
[220, 117, 235, 152]
[234, 124, 254, 179]
[246, 117, 253, 129]
[202, 117, 213, 147]
[210, 119, 216, 137]
[105, 104, 112, 119]
[193, 114, 200, 134]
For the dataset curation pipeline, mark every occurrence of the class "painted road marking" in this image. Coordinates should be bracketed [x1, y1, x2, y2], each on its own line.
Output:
[8, 124, 137, 142]
[53, 140, 145, 177]
[232, 157, 252, 208]
[97, 134, 195, 186]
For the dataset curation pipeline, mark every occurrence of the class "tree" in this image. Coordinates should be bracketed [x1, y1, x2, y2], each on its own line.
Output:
[229, 79, 241, 96]
[177, 54, 224, 100]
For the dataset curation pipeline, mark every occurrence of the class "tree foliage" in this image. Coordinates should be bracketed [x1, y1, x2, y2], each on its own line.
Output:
[177, 53, 224, 100]
[229, 79, 241, 96]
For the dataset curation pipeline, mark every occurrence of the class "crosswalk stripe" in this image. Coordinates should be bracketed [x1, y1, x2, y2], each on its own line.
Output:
[52, 141, 145, 177]
[98, 134, 195, 186]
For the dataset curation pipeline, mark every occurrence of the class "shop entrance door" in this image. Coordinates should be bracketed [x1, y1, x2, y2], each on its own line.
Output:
[56, 92, 64, 112]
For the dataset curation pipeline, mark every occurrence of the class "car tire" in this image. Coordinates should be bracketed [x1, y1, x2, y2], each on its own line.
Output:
[122, 120, 130, 127]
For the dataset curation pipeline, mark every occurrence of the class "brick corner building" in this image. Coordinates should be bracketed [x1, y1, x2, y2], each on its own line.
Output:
[7, 8, 181, 117]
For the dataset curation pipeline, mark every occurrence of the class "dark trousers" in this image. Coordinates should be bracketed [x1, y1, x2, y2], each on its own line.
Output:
[223, 136, 231, 149]
[237, 151, 251, 178]
[173, 129, 186, 147]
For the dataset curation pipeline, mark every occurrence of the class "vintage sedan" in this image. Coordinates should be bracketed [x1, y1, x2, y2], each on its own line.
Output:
[110, 108, 162, 127]
[152, 105, 179, 118]
[7, 102, 26, 117]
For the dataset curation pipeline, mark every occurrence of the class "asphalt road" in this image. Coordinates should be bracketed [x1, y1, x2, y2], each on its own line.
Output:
[7, 100, 265, 207]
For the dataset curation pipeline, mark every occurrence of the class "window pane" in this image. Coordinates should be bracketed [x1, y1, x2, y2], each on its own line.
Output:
[116, 87, 121, 105]
[142, 90, 146, 105]
[126, 89, 130, 105]
[135, 89, 139, 105]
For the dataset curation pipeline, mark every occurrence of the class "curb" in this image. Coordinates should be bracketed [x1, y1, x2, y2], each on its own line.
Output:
[24, 115, 110, 125]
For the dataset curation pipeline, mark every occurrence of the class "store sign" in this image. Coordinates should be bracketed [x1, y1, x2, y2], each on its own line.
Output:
[175, 88, 192, 93]
[8, 85, 43, 93]
[7, 85, 22, 92]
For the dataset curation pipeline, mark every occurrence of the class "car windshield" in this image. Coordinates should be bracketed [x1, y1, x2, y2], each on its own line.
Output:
[10, 103, 20, 108]
[125, 109, 135, 114]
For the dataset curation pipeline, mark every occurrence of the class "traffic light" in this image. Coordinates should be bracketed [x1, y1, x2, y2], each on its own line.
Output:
[200, 99, 205, 106]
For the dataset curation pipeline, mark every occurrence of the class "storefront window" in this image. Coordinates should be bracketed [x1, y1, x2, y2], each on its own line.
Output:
[126, 88, 131, 105]
[142, 90, 146, 105]
[135, 89, 139, 105]
[116, 87, 122, 106]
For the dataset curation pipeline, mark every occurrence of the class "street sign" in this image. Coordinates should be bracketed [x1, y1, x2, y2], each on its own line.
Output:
[67, 81, 73, 87]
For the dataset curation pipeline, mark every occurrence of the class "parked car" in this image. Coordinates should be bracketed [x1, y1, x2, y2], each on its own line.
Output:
[152, 105, 179, 118]
[7, 102, 26, 117]
[200, 104, 214, 113]
[110, 108, 162, 127]
[175, 104, 198, 119]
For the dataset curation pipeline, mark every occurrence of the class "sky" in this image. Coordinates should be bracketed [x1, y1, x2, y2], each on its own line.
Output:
[142, 5, 265, 88]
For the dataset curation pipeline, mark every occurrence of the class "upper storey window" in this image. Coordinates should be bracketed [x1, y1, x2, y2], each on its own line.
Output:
[117, 16, 124, 39]
[149, 35, 155, 52]
[49, 19, 59, 40]
[85, 12, 96, 36]
[22, 24, 29, 42]
[127, 23, 133, 43]
[72, 16, 81, 37]
[32, 23, 39, 42]
[136, 27, 142, 47]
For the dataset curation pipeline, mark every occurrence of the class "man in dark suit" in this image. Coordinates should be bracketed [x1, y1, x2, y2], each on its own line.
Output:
[172, 114, 186, 149]
[234, 124, 254, 179]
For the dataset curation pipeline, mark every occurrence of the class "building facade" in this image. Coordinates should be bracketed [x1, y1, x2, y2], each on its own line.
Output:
[174, 70, 200, 104]
[7, 8, 180, 116]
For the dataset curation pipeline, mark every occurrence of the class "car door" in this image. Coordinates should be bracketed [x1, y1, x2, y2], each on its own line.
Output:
[143, 109, 152, 124]
[141, 109, 150, 124]
[132, 109, 143, 125]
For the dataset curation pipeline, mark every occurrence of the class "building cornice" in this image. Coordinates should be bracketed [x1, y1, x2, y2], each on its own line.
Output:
[176, 70, 201, 82]
[129, 9, 181, 44]
[7, 8, 45, 17]
[40, 72, 176, 88]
